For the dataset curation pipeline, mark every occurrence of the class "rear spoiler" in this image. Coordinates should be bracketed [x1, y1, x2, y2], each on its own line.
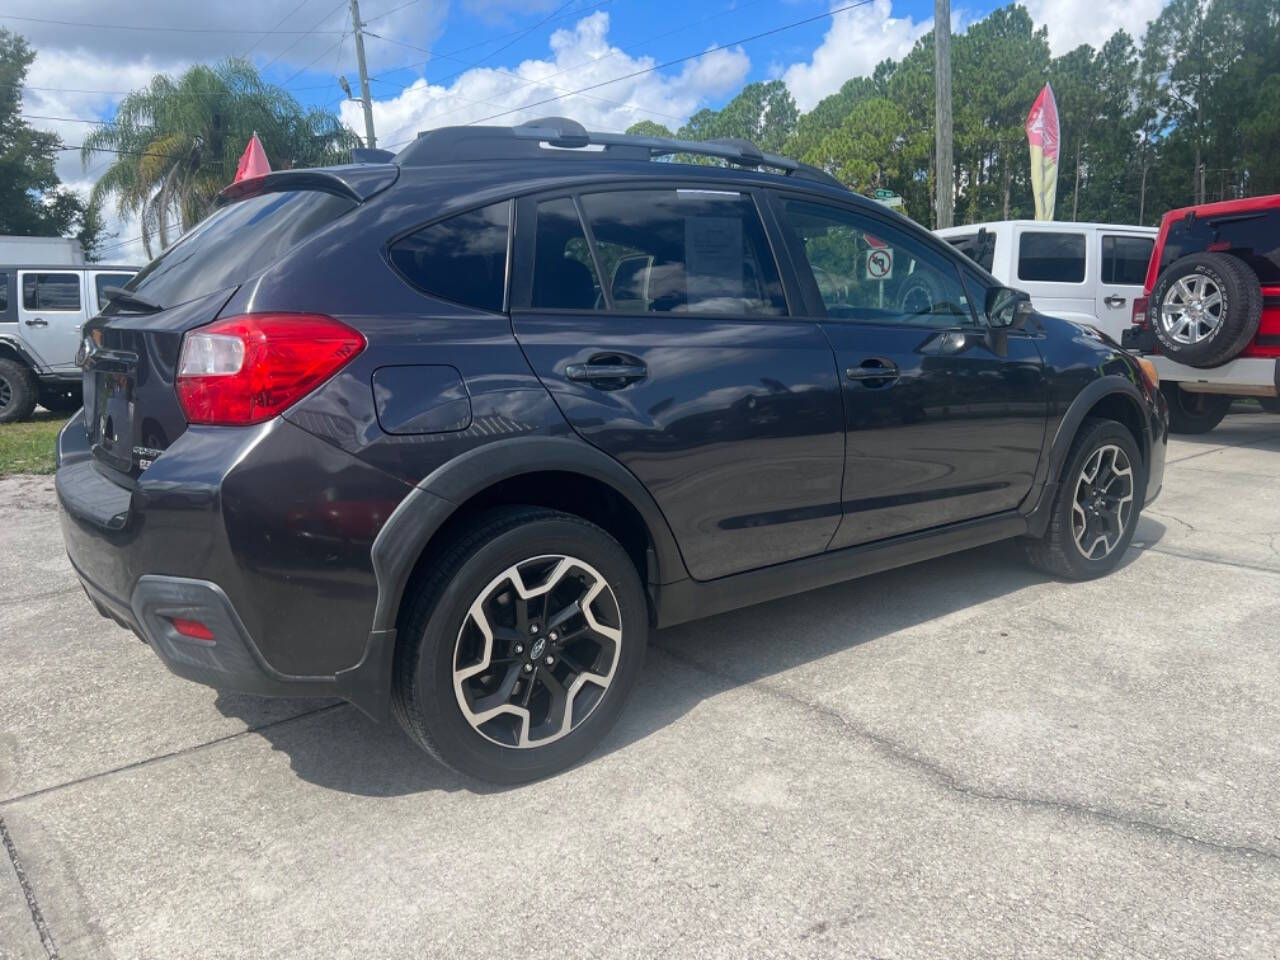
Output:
[216, 163, 399, 207]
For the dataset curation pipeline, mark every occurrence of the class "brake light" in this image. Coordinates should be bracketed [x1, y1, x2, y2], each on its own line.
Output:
[176, 313, 365, 425]
[1131, 296, 1149, 328]
[169, 617, 215, 642]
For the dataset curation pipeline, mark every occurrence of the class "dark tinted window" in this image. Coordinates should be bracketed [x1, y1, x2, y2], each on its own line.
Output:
[1017, 232, 1086, 283]
[575, 189, 785, 315]
[0, 273, 7, 315]
[127, 189, 356, 309]
[1102, 235, 1153, 285]
[1159, 209, 1280, 284]
[945, 233, 995, 272]
[783, 199, 973, 326]
[390, 201, 510, 312]
[22, 272, 81, 310]
[94, 272, 136, 312]
[531, 197, 603, 310]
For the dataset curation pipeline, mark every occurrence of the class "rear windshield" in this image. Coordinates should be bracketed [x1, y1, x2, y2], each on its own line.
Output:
[124, 189, 356, 308]
[1159, 209, 1280, 284]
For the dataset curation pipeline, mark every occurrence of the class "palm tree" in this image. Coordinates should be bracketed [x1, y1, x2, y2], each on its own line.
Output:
[83, 59, 359, 257]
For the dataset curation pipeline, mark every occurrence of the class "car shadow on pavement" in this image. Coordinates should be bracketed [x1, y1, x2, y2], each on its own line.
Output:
[214, 524, 1163, 798]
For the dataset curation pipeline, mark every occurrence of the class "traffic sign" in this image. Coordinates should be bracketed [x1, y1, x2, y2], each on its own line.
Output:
[865, 247, 894, 280]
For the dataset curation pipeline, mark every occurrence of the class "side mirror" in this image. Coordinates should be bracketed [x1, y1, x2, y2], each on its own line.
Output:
[985, 287, 1034, 329]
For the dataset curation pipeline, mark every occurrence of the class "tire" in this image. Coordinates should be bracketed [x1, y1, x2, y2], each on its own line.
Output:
[0, 358, 38, 424]
[1149, 253, 1262, 367]
[1025, 418, 1144, 580]
[1258, 397, 1280, 414]
[1161, 383, 1230, 434]
[392, 506, 648, 783]
[39, 386, 82, 413]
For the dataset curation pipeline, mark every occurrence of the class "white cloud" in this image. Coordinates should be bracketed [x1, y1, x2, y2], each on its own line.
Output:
[0, 1, 445, 73]
[1023, 0, 1168, 54]
[781, 0, 932, 111]
[349, 12, 751, 147]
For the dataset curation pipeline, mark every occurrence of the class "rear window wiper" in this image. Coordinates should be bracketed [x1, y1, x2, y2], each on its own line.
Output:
[102, 285, 163, 314]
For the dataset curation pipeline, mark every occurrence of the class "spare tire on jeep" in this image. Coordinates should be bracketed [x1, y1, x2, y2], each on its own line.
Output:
[1150, 252, 1262, 368]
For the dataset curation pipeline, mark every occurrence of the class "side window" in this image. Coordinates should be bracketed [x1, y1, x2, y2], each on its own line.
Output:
[94, 273, 136, 312]
[1017, 232, 1085, 283]
[945, 233, 995, 272]
[531, 197, 604, 310]
[781, 198, 973, 327]
[0, 273, 8, 316]
[1102, 235, 1154, 286]
[22, 272, 82, 311]
[389, 201, 510, 312]
[572, 188, 785, 315]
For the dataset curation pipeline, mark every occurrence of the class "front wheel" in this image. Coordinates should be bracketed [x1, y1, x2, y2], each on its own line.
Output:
[1162, 383, 1230, 434]
[1026, 418, 1143, 580]
[0, 358, 38, 424]
[392, 506, 648, 783]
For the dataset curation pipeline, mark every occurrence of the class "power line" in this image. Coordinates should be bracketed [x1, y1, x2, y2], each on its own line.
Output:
[366, 31, 688, 126]
[359, 0, 613, 86]
[363, 0, 423, 24]
[240, 0, 316, 59]
[0, 12, 344, 34]
[370, 0, 772, 129]
[386, 0, 876, 147]
[260, 0, 349, 73]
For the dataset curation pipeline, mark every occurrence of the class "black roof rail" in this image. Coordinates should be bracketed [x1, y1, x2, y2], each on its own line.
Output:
[395, 117, 846, 190]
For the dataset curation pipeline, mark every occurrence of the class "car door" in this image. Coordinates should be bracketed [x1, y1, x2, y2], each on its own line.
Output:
[1095, 232, 1155, 340]
[16, 269, 87, 372]
[771, 194, 1047, 549]
[510, 185, 845, 581]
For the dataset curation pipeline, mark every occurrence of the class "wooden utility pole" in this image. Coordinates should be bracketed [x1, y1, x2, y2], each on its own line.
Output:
[934, 0, 954, 229]
[349, 0, 377, 149]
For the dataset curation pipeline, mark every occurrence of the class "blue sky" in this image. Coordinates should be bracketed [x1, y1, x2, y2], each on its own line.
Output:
[6, 0, 1167, 257]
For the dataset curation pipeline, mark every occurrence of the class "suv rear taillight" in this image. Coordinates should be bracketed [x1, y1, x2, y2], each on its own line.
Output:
[1131, 296, 1149, 328]
[176, 313, 365, 425]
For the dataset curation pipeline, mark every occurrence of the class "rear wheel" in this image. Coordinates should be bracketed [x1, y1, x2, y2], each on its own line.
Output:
[392, 506, 647, 783]
[0, 358, 37, 424]
[1150, 253, 1262, 367]
[1161, 383, 1231, 434]
[1026, 418, 1143, 580]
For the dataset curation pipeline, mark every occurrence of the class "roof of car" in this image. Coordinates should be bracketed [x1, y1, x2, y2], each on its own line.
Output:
[935, 220, 1157, 235]
[0, 264, 139, 272]
[1160, 193, 1280, 225]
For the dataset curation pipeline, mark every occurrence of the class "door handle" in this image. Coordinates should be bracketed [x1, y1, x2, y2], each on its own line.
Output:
[1103, 295, 1127, 308]
[846, 358, 899, 385]
[24, 318, 48, 327]
[565, 356, 648, 387]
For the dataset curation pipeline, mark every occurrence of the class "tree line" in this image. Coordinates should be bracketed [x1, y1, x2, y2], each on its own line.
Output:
[629, 0, 1280, 227]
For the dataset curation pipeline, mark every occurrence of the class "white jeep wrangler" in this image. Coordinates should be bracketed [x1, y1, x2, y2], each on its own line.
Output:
[0, 265, 137, 422]
[935, 220, 1156, 342]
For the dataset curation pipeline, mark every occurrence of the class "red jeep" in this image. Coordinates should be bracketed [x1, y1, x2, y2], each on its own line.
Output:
[1123, 193, 1280, 432]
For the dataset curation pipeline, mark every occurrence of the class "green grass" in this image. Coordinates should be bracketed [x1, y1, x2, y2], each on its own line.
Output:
[0, 411, 63, 476]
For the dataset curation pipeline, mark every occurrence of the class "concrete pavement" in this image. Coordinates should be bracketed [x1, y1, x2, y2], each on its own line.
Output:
[2, 413, 1279, 958]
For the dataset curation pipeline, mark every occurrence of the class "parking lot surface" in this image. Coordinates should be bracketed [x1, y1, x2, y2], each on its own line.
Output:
[3, 412, 1280, 959]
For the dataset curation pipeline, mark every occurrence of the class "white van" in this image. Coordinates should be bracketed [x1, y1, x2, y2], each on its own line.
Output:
[0, 264, 138, 422]
[935, 221, 1156, 341]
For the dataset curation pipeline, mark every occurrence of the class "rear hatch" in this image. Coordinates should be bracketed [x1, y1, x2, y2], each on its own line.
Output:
[80, 171, 390, 478]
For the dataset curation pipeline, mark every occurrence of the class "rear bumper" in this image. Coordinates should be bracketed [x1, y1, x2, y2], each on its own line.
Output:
[56, 412, 409, 719]
[1120, 350, 1280, 396]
